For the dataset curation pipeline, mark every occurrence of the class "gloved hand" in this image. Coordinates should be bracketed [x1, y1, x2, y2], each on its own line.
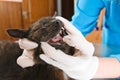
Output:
[39, 16, 99, 80]
[40, 42, 98, 80]
[56, 16, 94, 56]
[17, 38, 38, 68]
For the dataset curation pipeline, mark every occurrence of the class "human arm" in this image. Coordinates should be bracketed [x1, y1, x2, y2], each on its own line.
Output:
[40, 42, 98, 80]
[94, 57, 120, 79]
[72, 0, 104, 36]
[40, 44, 120, 79]
[57, 16, 120, 78]
[39, 16, 120, 79]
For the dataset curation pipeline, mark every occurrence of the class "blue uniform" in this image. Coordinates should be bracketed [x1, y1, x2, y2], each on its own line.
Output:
[71, 0, 120, 61]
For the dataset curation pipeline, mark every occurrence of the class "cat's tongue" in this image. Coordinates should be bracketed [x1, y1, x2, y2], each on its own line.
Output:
[49, 33, 63, 43]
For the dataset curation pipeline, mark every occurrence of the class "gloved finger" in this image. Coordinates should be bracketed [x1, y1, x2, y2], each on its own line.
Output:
[63, 35, 84, 50]
[17, 55, 35, 68]
[41, 42, 59, 58]
[56, 16, 86, 43]
[41, 42, 75, 64]
[63, 33, 94, 56]
[23, 50, 34, 59]
[63, 35, 75, 47]
[56, 16, 81, 35]
[18, 38, 38, 50]
[40, 54, 67, 70]
[40, 54, 93, 72]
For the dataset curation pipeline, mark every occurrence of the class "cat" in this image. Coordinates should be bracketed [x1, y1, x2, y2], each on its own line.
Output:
[0, 16, 75, 80]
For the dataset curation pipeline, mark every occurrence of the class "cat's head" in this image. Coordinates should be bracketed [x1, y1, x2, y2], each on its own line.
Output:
[7, 17, 67, 45]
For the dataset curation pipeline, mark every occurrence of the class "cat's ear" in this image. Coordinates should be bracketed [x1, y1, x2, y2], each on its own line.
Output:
[7, 29, 29, 38]
[53, 11, 57, 17]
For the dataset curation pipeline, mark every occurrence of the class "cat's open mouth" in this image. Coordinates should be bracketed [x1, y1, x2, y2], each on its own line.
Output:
[48, 27, 68, 45]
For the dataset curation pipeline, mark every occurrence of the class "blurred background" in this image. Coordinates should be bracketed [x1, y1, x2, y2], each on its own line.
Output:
[0, 0, 104, 44]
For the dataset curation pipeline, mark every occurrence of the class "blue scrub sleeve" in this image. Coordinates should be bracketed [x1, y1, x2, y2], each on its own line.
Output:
[71, 0, 104, 36]
[110, 54, 120, 62]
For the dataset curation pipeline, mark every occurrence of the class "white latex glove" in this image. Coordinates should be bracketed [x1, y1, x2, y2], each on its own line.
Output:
[56, 16, 94, 56]
[17, 38, 38, 68]
[40, 42, 99, 80]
